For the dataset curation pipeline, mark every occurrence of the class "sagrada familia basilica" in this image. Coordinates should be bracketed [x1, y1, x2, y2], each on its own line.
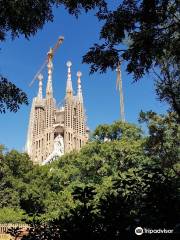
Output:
[26, 48, 89, 164]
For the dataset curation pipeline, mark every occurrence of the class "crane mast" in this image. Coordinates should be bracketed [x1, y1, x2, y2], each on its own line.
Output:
[116, 62, 125, 122]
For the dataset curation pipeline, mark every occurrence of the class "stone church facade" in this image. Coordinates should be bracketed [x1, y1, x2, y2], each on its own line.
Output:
[26, 58, 89, 164]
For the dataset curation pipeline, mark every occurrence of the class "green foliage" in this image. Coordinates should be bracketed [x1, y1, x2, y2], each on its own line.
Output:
[0, 0, 106, 42]
[139, 111, 180, 175]
[1, 118, 180, 238]
[0, 77, 28, 113]
[0, 149, 33, 222]
[83, 0, 179, 77]
[82, 0, 180, 117]
[23, 166, 180, 239]
[3, 150, 33, 177]
[1, 121, 146, 224]
[0, 187, 20, 209]
[0, 208, 26, 223]
[93, 121, 142, 141]
[154, 56, 180, 118]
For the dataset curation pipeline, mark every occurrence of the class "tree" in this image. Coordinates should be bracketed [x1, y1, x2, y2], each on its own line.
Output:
[22, 120, 179, 239]
[0, 76, 28, 113]
[82, 0, 180, 116]
[0, 0, 106, 43]
[19, 166, 53, 223]
[15, 121, 145, 223]
[3, 150, 33, 177]
[0, 208, 26, 223]
[0, 149, 33, 222]
[23, 161, 180, 240]
[83, 0, 179, 75]
[1, 119, 180, 238]
[93, 121, 142, 142]
[154, 56, 180, 119]
[139, 111, 180, 176]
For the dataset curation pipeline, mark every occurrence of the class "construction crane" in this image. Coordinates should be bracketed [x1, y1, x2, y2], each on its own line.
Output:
[116, 61, 125, 122]
[29, 36, 64, 87]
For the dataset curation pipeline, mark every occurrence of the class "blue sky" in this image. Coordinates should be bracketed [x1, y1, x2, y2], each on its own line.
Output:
[0, 5, 168, 151]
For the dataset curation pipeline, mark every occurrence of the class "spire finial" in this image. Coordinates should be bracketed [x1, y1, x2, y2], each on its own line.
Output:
[37, 73, 43, 99]
[66, 61, 73, 95]
[77, 71, 83, 102]
[77, 71, 82, 85]
[47, 47, 53, 63]
[67, 60, 72, 69]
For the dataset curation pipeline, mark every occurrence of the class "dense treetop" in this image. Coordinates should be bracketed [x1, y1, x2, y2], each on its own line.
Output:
[0, 0, 107, 42]
[0, 117, 179, 238]
[83, 0, 179, 75]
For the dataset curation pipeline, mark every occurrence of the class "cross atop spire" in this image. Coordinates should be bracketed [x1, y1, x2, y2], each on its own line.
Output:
[37, 73, 43, 99]
[77, 71, 83, 103]
[66, 61, 73, 97]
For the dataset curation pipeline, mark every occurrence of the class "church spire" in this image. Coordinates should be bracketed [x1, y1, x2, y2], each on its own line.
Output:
[77, 71, 83, 103]
[37, 73, 43, 99]
[46, 48, 53, 97]
[66, 61, 73, 97]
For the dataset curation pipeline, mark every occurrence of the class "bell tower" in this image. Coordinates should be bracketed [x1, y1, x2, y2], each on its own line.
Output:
[64, 61, 74, 153]
[44, 49, 56, 159]
[74, 71, 87, 150]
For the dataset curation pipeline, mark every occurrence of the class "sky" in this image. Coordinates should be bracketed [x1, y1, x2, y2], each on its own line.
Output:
[0, 4, 168, 151]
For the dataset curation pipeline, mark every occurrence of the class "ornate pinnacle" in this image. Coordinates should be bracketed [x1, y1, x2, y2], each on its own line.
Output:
[37, 73, 43, 99]
[46, 53, 53, 97]
[66, 61, 72, 68]
[47, 48, 53, 62]
[77, 71, 82, 86]
[66, 61, 73, 95]
[77, 71, 83, 102]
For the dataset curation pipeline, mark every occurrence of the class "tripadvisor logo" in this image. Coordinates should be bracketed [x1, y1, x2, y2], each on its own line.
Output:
[135, 227, 143, 235]
[135, 227, 174, 235]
